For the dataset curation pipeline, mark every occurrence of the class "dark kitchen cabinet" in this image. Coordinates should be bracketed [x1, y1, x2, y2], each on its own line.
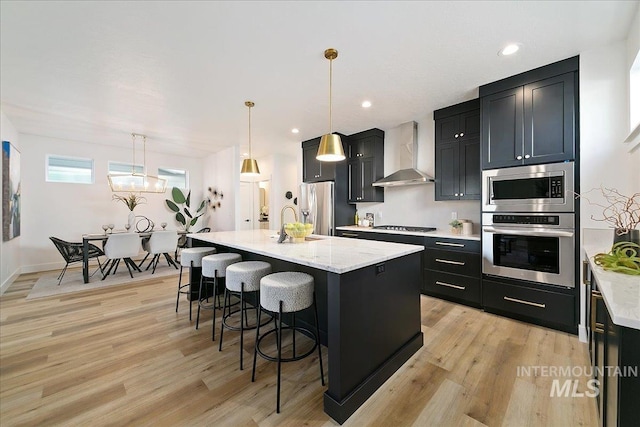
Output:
[347, 128, 384, 203]
[434, 99, 481, 201]
[585, 261, 640, 427]
[480, 56, 578, 169]
[302, 134, 348, 183]
[423, 237, 481, 306]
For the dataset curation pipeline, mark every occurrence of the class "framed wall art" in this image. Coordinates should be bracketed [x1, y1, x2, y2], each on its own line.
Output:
[2, 141, 21, 241]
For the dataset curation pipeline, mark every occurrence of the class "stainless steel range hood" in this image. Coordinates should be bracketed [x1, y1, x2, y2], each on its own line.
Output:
[372, 121, 434, 187]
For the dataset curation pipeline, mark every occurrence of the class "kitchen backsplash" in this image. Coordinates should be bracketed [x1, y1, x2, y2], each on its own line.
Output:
[355, 184, 481, 233]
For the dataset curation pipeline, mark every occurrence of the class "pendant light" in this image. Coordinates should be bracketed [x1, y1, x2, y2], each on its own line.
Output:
[240, 101, 261, 176]
[107, 133, 167, 193]
[317, 48, 346, 162]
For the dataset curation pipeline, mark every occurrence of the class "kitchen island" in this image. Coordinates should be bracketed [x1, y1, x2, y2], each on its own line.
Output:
[189, 229, 424, 424]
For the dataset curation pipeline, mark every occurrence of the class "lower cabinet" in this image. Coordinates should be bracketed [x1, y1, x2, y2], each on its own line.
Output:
[587, 264, 640, 427]
[423, 237, 481, 307]
[482, 278, 575, 332]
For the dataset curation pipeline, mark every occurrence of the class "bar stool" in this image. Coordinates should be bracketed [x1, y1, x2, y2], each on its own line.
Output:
[219, 260, 272, 370]
[251, 271, 325, 413]
[196, 252, 242, 340]
[176, 247, 216, 320]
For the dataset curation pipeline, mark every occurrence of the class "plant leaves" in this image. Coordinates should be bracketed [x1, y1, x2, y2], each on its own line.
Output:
[189, 217, 198, 226]
[165, 200, 179, 212]
[184, 208, 193, 218]
[172, 187, 186, 204]
[197, 200, 206, 213]
[175, 212, 186, 225]
[186, 191, 191, 207]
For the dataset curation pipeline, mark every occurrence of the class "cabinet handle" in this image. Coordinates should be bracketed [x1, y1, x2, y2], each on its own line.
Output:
[435, 258, 465, 266]
[582, 260, 591, 286]
[454, 134, 459, 138]
[435, 241, 465, 248]
[591, 290, 604, 334]
[503, 296, 546, 309]
[459, 132, 464, 137]
[454, 193, 459, 196]
[460, 193, 463, 196]
[524, 154, 530, 159]
[341, 232, 359, 237]
[516, 155, 523, 160]
[435, 281, 466, 290]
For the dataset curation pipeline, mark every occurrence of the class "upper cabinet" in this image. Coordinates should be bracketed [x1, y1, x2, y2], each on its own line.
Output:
[347, 128, 384, 203]
[480, 56, 578, 170]
[302, 135, 347, 183]
[434, 99, 481, 201]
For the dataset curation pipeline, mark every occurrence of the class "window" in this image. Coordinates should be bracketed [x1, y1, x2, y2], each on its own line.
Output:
[46, 155, 94, 184]
[108, 161, 144, 175]
[158, 167, 187, 189]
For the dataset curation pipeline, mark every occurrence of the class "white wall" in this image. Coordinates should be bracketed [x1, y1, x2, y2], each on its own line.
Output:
[578, 37, 640, 340]
[1, 111, 21, 292]
[14, 133, 204, 274]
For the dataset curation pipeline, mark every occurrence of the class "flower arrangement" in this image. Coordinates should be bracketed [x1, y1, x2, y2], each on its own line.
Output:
[112, 193, 146, 211]
[576, 187, 639, 234]
[449, 219, 463, 234]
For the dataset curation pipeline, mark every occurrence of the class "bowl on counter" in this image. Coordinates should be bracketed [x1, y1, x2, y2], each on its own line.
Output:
[284, 222, 314, 243]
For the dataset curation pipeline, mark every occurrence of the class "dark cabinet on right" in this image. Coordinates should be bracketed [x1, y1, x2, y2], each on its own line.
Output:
[480, 56, 578, 170]
[434, 99, 481, 201]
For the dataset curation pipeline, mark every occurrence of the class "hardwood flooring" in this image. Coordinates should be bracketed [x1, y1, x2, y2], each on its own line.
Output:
[1, 269, 598, 426]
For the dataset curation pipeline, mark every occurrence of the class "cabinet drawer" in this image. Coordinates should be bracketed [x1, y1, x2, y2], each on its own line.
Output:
[424, 237, 480, 253]
[424, 248, 480, 276]
[424, 270, 480, 305]
[482, 279, 575, 327]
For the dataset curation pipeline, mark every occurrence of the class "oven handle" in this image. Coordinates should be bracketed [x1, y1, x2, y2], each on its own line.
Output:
[483, 227, 574, 238]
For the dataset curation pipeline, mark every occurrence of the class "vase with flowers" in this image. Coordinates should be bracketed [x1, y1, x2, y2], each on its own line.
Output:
[113, 193, 147, 232]
[449, 219, 463, 235]
[576, 186, 639, 245]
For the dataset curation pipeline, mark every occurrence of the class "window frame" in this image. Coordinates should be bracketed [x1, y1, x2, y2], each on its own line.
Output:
[158, 167, 188, 189]
[45, 154, 95, 184]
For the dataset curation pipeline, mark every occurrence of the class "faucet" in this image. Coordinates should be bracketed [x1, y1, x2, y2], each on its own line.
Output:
[277, 205, 298, 243]
[280, 205, 298, 228]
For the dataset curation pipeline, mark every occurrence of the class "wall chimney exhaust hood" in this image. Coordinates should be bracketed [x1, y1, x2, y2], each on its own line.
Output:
[372, 121, 434, 187]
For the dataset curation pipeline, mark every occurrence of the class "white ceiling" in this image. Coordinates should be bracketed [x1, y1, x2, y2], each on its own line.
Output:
[1, 1, 638, 159]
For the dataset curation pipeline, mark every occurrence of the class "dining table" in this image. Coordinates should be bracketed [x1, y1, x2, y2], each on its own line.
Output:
[81, 230, 188, 283]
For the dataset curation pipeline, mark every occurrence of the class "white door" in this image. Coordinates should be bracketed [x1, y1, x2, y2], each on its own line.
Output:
[239, 182, 259, 230]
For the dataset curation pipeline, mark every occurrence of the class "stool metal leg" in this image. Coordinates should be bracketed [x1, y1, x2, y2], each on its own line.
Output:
[189, 260, 194, 321]
[239, 282, 245, 370]
[218, 286, 229, 351]
[176, 265, 183, 312]
[292, 313, 296, 358]
[212, 271, 219, 341]
[251, 303, 262, 382]
[314, 293, 325, 385]
[276, 300, 283, 414]
[195, 273, 204, 330]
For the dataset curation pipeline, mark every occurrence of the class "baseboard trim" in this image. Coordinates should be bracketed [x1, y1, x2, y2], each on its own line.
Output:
[0, 267, 21, 296]
[578, 323, 587, 343]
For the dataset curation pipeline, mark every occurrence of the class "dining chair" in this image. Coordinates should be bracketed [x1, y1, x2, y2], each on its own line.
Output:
[101, 233, 142, 280]
[49, 237, 104, 285]
[175, 227, 211, 261]
[140, 230, 179, 273]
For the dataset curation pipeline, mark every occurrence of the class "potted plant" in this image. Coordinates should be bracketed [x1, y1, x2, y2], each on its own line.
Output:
[577, 186, 639, 244]
[112, 193, 146, 231]
[449, 219, 463, 235]
[165, 187, 206, 231]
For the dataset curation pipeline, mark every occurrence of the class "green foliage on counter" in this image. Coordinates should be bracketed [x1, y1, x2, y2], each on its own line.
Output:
[594, 242, 640, 275]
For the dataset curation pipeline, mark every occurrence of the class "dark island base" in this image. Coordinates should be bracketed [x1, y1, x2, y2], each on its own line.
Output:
[189, 238, 423, 424]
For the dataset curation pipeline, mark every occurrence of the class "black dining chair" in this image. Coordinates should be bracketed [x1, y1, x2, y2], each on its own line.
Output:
[50, 237, 104, 285]
[175, 227, 211, 261]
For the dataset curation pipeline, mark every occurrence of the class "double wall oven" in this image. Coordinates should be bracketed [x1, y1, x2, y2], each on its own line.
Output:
[481, 162, 576, 288]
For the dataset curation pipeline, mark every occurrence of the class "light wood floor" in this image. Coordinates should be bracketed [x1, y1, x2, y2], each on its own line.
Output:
[1, 269, 598, 426]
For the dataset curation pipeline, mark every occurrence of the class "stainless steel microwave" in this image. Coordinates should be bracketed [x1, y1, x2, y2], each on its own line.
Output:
[482, 162, 574, 213]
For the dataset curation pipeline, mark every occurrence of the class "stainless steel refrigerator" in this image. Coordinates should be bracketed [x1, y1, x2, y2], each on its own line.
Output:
[299, 181, 354, 236]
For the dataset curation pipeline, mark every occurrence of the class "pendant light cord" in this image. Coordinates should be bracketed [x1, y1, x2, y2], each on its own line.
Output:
[248, 104, 252, 158]
[131, 133, 136, 174]
[329, 57, 333, 134]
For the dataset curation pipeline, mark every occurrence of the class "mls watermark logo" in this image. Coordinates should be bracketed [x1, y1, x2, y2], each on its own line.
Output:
[516, 365, 638, 398]
[550, 379, 599, 397]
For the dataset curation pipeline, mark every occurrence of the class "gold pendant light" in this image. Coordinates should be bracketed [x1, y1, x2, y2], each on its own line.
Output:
[240, 101, 261, 176]
[317, 48, 345, 162]
[107, 133, 167, 193]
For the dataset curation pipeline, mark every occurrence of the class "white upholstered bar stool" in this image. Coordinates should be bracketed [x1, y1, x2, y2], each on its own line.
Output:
[176, 247, 216, 320]
[196, 252, 242, 340]
[219, 260, 272, 370]
[251, 271, 325, 413]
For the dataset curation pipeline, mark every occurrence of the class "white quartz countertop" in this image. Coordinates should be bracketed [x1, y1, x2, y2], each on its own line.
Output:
[336, 225, 481, 241]
[189, 229, 424, 274]
[584, 244, 640, 330]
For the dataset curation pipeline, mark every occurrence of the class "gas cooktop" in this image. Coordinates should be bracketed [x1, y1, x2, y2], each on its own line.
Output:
[373, 225, 437, 233]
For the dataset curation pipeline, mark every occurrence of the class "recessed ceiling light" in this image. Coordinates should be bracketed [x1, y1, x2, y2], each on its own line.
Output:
[291, 128, 299, 134]
[361, 101, 372, 108]
[499, 43, 521, 56]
